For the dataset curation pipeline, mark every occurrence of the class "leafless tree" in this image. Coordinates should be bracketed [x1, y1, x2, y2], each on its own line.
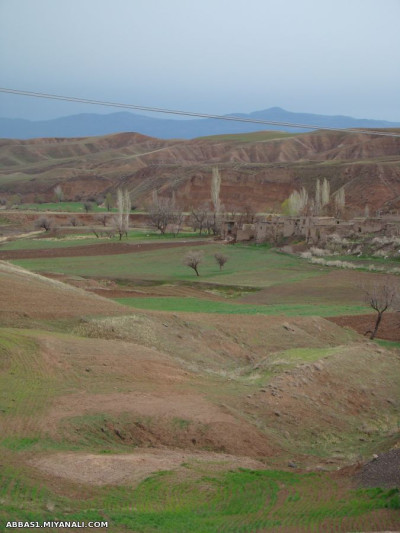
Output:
[54, 185, 64, 203]
[183, 250, 204, 276]
[34, 216, 53, 232]
[69, 216, 78, 227]
[96, 213, 109, 227]
[170, 210, 185, 236]
[148, 194, 176, 234]
[214, 252, 228, 270]
[204, 211, 217, 235]
[191, 204, 209, 235]
[362, 279, 399, 339]
[91, 227, 100, 238]
[288, 187, 309, 215]
[321, 178, 330, 208]
[113, 188, 131, 240]
[211, 166, 221, 214]
[83, 201, 94, 213]
[315, 179, 321, 215]
[241, 205, 257, 224]
[334, 187, 346, 217]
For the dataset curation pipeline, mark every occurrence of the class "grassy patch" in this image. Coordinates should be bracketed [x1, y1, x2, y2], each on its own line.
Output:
[1, 230, 207, 251]
[0, 465, 398, 533]
[16, 202, 112, 213]
[1, 235, 113, 250]
[0, 215, 11, 226]
[374, 339, 400, 350]
[115, 296, 369, 316]
[0, 330, 63, 444]
[11, 244, 326, 287]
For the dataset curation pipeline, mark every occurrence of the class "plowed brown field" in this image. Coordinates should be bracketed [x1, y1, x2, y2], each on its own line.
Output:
[0, 239, 208, 260]
[329, 312, 400, 341]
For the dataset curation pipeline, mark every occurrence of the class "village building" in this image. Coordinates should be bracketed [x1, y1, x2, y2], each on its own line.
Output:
[224, 214, 400, 244]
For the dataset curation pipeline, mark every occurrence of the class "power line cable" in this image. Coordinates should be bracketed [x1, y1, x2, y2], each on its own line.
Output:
[1, 87, 400, 138]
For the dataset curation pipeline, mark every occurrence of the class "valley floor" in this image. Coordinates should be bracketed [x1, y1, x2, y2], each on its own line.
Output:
[0, 229, 399, 532]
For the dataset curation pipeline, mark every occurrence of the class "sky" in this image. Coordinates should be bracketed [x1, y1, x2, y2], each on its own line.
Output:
[1, 0, 400, 122]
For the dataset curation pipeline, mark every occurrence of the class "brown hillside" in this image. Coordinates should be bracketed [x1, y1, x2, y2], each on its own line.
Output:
[0, 261, 131, 320]
[1, 129, 400, 211]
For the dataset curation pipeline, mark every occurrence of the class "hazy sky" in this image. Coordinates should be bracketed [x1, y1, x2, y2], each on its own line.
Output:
[1, 0, 399, 121]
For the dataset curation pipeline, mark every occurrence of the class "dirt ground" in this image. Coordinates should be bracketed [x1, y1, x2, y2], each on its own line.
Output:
[0, 261, 131, 319]
[0, 239, 208, 260]
[239, 270, 387, 307]
[42, 272, 227, 301]
[29, 449, 264, 486]
[329, 312, 400, 341]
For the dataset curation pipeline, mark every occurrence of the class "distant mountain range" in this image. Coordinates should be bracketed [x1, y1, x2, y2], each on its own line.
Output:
[1, 107, 400, 140]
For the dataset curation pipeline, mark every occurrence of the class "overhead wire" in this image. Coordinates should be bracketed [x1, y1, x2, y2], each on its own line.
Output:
[1, 87, 400, 138]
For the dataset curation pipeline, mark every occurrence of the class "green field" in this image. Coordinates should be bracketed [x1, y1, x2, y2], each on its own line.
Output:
[0, 464, 398, 533]
[11, 244, 324, 287]
[10, 243, 375, 315]
[115, 296, 369, 316]
[1, 230, 202, 250]
[14, 201, 113, 213]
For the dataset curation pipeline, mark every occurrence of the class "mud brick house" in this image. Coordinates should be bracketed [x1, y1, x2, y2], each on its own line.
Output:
[232, 215, 400, 244]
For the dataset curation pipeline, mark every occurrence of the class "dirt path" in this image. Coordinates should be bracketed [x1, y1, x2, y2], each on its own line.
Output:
[0, 239, 209, 260]
[29, 449, 264, 486]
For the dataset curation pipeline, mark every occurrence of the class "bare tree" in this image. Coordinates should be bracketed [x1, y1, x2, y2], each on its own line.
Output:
[69, 216, 79, 227]
[241, 205, 256, 224]
[211, 167, 221, 214]
[113, 188, 131, 240]
[91, 227, 100, 238]
[362, 279, 398, 339]
[83, 201, 94, 213]
[214, 252, 228, 270]
[321, 178, 330, 208]
[54, 185, 64, 203]
[34, 216, 53, 232]
[203, 211, 217, 235]
[315, 179, 321, 215]
[183, 250, 204, 276]
[96, 213, 109, 227]
[288, 187, 309, 215]
[123, 189, 131, 232]
[170, 210, 184, 236]
[148, 193, 176, 234]
[334, 187, 346, 217]
[191, 204, 209, 235]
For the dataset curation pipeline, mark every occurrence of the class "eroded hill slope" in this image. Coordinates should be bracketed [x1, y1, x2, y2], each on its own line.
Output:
[1, 129, 400, 211]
